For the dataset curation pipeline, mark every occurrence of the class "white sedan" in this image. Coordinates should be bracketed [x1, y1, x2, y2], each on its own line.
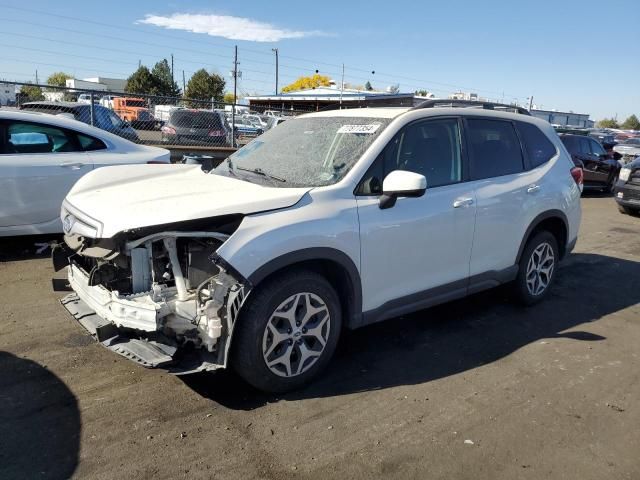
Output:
[0, 110, 170, 236]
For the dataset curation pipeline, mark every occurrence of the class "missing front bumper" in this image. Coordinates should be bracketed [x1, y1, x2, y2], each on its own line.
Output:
[60, 292, 224, 374]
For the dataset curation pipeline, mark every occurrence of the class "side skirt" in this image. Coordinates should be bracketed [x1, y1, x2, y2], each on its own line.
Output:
[355, 266, 518, 329]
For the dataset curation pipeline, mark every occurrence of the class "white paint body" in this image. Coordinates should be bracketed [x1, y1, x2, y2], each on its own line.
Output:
[62, 107, 581, 319]
[0, 110, 170, 236]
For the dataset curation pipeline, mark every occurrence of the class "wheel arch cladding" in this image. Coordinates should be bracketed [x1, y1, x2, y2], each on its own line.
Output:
[516, 210, 568, 263]
[247, 248, 363, 330]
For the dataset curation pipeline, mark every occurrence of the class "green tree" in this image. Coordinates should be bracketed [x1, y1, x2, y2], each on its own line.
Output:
[46, 71, 72, 89]
[596, 118, 620, 129]
[151, 59, 180, 97]
[620, 114, 640, 130]
[184, 69, 225, 106]
[46, 72, 74, 100]
[125, 66, 158, 94]
[281, 74, 331, 92]
[223, 92, 237, 104]
[365, 81, 373, 91]
[20, 84, 44, 102]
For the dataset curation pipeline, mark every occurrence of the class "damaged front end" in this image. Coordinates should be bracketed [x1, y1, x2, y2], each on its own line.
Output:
[53, 219, 250, 374]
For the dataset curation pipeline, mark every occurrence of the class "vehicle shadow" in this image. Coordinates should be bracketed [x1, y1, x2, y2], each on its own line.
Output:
[581, 189, 612, 198]
[0, 352, 81, 480]
[0, 235, 62, 262]
[184, 252, 638, 410]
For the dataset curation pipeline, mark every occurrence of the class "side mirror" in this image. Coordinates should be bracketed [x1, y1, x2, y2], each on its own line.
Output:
[379, 170, 427, 209]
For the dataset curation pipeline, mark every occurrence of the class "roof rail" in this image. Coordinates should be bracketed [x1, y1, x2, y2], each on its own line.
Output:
[412, 99, 531, 116]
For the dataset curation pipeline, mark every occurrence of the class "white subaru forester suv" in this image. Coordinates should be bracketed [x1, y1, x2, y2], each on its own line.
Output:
[54, 101, 582, 393]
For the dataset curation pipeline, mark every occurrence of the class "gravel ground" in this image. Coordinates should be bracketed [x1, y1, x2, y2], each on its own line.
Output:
[1, 194, 639, 480]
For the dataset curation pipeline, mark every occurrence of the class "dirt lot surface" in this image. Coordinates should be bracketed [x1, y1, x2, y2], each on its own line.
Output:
[1, 194, 639, 480]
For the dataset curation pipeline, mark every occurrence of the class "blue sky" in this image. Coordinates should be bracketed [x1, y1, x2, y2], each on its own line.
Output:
[0, 0, 638, 120]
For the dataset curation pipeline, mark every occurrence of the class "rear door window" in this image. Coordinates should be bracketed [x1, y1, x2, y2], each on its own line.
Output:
[578, 137, 592, 155]
[589, 139, 606, 156]
[560, 136, 577, 154]
[515, 121, 557, 168]
[466, 119, 524, 179]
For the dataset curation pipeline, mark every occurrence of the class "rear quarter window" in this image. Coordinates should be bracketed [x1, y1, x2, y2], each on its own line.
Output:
[516, 121, 557, 168]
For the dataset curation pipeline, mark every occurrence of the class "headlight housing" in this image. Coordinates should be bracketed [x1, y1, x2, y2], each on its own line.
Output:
[619, 168, 632, 182]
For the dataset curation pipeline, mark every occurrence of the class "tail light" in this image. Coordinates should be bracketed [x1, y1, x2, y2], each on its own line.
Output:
[208, 129, 224, 137]
[161, 125, 176, 135]
[571, 167, 584, 188]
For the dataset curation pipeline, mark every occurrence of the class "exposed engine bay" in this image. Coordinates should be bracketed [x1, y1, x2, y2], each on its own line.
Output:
[53, 217, 250, 373]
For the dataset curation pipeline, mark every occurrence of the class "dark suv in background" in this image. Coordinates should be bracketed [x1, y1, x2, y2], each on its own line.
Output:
[614, 157, 640, 215]
[160, 110, 231, 147]
[560, 134, 621, 192]
[20, 101, 139, 142]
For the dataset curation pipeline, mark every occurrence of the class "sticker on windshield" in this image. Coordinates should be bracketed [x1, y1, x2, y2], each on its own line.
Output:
[337, 124, 381, 134]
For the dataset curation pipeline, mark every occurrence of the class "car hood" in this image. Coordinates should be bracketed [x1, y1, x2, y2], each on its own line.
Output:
[63, 164, 311, 238]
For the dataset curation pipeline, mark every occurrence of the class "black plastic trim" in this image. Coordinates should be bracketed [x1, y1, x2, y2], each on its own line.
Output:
[467, 266, 518, 295]
[411, 99, 531, 115]
[515, 210, 570, 262]
[358, 278, 468, 328]
[357, 266, 518, 329]
[51, 243, 73, 272]
[247, 248, 363, 327]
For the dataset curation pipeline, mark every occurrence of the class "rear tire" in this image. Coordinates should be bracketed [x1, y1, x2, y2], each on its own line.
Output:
[514, 231, 559, 306]
[231, 269, 342, 393]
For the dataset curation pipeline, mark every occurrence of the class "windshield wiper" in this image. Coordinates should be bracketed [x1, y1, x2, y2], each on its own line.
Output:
[236, 166, 286, 182]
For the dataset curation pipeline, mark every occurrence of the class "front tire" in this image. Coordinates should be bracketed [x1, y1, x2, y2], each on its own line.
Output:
[514, 231, 559, 305]
[232, 270, 342, 393]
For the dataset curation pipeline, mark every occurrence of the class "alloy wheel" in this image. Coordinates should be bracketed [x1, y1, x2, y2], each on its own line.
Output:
[525, 242, 555, 296]
[262, 292, 331, 378]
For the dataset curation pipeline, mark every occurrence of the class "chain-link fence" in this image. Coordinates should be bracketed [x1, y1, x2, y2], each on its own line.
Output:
[2, 81, 314, 148]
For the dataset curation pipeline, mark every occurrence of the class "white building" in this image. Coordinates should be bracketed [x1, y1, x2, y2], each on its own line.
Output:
[0, 82, 17, 106]
[530, 109, 593, 128]
[449, 91, 483, 101]
[43, 91, 65, 102]
[65, 77, 126, 93]
[82, 77, 126, 92]
[65, 78, 108, 92]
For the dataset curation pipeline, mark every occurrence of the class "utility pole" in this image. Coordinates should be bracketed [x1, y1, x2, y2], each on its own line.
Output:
[339, 63, 345, 108]
[182, 70, 186, 94]
[138, 59, 141, 68]
[35, 69, 38, 85]
[528, 95, 534, 111]
[232, 45, 239, 148]
[272, 48, 279, 95]
[171, 54, 174, 85]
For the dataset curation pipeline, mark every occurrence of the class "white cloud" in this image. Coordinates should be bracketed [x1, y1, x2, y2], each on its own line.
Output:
[138, 13, 326, 43]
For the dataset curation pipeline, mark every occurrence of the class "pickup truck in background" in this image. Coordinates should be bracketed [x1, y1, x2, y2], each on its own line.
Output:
[113, 97, 156, 130]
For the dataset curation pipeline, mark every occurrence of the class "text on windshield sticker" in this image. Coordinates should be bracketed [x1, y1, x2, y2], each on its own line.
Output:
[337, 124, 381, 134]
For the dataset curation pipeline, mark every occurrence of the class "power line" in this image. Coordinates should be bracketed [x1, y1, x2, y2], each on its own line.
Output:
[0, 3, 525, 99]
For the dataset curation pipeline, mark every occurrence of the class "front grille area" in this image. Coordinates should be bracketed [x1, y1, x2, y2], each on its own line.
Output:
[620, 185, 640, 202]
